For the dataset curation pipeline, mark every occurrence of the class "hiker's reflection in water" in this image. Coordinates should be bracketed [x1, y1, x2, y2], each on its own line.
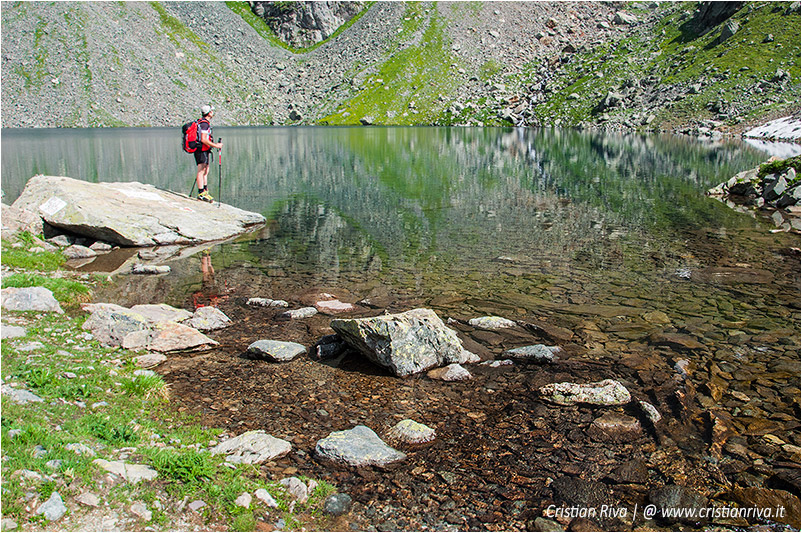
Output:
[192, 249, 229, 309]
[201, 249, 215, 286]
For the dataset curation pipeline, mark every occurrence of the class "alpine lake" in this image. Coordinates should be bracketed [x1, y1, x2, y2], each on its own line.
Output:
[2, 126, 800, 531]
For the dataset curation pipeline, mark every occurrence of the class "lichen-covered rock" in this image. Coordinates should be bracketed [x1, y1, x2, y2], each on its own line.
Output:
[130, 304, 192, 324]
[92, 459, 158, 483]
[81, 304, 155, 347]
[1, 385, 44, 404]
[387, 419, 436, 444]
[37, 492, 67, 521]
[539, 379, 631, 406]
[122, 322, 218, 353]
[82, 302, 216, 352]
[331, 309, 477, 377]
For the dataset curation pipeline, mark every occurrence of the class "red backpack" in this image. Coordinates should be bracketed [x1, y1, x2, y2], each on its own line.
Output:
[181, 118, 210, 153]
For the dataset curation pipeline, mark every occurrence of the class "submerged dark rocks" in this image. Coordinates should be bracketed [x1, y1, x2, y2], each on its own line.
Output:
[649, 485, 709, 525]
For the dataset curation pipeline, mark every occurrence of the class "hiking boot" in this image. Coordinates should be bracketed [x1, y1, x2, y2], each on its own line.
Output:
[198, 191, 214, 203]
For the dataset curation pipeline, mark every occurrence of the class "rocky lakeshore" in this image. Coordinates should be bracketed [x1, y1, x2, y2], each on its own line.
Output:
[707, 155, 801, 233]
[2, 150, 801, 532]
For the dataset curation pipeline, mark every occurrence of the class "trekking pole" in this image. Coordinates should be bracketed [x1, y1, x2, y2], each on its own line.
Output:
[217, 137, 222, 208]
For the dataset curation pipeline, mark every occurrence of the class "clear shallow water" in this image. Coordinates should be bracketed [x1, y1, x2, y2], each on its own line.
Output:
[3, 126, 800, 452]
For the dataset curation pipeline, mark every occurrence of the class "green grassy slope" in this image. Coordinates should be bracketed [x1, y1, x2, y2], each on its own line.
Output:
[526, 2, 800, 131]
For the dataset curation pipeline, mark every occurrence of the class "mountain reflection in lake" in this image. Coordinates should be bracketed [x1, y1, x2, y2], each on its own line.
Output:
[3, 126, 799, 530]
[1, 126, 782, 286]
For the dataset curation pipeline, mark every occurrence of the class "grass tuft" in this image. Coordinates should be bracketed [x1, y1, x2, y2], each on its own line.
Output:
[148, 448, 217, 484]
[121, 374, 170, 401]
[1, 272, 90, 304]
[86, 415, 139, 446]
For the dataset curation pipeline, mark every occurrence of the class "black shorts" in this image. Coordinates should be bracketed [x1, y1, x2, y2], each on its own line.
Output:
[194, 149, 211, 165]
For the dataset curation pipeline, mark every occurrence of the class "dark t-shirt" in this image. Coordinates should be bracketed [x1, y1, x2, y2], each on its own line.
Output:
[198, 119, 212, 151]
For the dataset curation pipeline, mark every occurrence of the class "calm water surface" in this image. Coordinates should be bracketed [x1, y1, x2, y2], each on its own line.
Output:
[3, 127, 800, 457]
[1, 127, 794, 292]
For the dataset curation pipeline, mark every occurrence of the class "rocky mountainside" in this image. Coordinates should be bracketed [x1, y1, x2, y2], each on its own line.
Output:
[252, 1, 364, 49]
[1, 1, 799, 136]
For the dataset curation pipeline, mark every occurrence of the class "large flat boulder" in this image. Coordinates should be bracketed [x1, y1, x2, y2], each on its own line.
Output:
[11, 175, 265, 246]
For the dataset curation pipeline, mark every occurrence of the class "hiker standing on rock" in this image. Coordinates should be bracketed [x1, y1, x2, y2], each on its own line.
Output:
[194, 104, 223, 203]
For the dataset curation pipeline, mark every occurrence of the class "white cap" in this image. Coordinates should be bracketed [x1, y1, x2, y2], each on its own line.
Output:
[201, 104, 215, 115]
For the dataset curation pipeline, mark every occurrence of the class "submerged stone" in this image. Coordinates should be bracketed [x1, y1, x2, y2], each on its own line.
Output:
[315, 425, 406, 467]
[324, 493, 352, 515]
[427, 363, 472, 381]
[649, 485, 709, 525]
[638, 400, 662, 424]
[727, 488, 801, 530]
[315, 299, 356, 314]
[589, 412, 642, 442]
[539, 379, 631, 406]
[247, 298, 289, 308]
[246, 340, 306, 362]
[503, 344, 559, 362]
[281, 307, 318, 319]
[468, 316, 517, 330]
